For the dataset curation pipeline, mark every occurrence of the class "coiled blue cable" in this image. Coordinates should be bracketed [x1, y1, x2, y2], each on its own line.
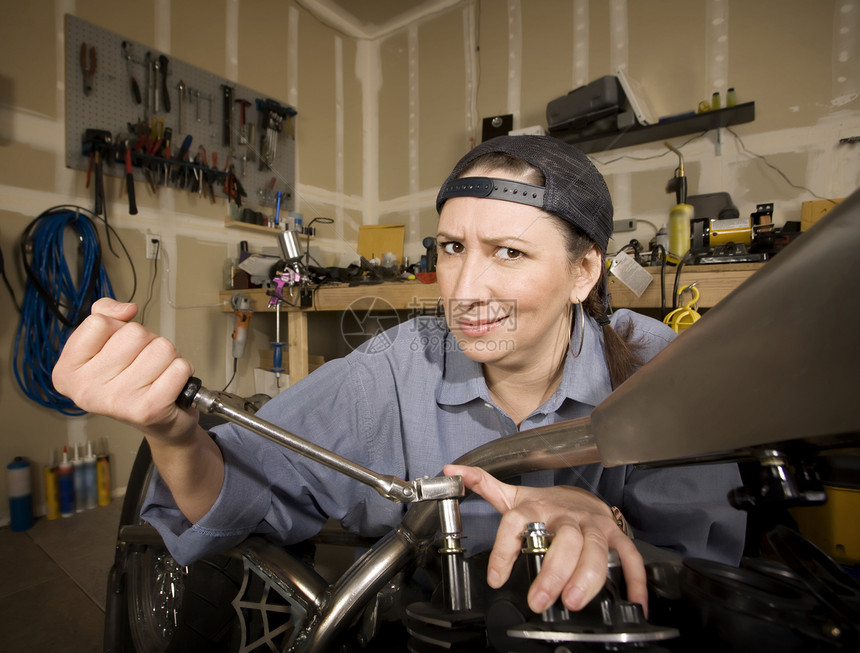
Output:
[14, 208, 115, 415]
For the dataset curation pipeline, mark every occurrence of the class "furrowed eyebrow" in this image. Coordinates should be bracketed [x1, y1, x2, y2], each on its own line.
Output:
[436, 230, 537, 248]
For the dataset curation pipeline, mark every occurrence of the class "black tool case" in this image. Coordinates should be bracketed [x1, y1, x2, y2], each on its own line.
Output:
[546, 75, 626, 134]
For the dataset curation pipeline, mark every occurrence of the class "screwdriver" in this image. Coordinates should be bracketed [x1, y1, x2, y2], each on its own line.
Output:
[170, 134, 193, 183]
[272, 301, 285, 387]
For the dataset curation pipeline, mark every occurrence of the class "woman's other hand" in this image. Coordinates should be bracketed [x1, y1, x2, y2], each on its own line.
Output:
[444, 464, 647, 615]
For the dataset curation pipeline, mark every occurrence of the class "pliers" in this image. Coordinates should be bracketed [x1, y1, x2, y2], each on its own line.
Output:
[80, 42, 96, 96]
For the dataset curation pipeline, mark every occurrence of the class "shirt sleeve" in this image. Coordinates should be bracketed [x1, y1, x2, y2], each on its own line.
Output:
[140, 354, 407, 566]
[140, 437, 282, 565]
[621, 462, 747, 565]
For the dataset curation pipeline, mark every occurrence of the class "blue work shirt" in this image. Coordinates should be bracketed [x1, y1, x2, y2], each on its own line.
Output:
[142, 309, 746, 566]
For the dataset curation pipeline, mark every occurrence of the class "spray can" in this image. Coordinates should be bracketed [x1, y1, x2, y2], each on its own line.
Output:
[72, 444, 85, 513]
[83, 441, 97, 510]
[58, 446, 75, 517]
[668, 204, 694, 264]
[96, 441, 111, 506]
[44, 449, 60, 520]
[6, 457, 34, 532]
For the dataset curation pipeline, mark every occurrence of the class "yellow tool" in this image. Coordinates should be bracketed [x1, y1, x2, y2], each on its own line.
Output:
[663, 283, 701, 332]
[665, 143, 693, 264]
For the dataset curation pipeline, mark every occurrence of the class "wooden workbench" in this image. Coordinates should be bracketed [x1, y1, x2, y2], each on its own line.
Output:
[220, 262, 764, 383]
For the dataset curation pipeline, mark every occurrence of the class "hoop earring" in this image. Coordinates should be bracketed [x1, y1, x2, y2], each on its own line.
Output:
[569, 300, 585, 358]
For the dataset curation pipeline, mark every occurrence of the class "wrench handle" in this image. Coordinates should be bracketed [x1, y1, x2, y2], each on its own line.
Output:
[177, 377, 202, 410]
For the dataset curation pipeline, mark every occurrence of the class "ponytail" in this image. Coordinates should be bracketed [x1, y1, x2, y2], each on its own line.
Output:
[584, 268, 644, 389]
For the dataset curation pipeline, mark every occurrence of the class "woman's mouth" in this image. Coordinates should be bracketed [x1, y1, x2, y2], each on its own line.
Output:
[456, 315, 508, 338]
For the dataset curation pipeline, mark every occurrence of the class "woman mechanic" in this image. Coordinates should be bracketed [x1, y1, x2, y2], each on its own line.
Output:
[53, 135, 745, 617]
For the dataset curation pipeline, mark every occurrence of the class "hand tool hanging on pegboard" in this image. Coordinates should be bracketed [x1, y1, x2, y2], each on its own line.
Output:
[257, 99, 293, 169]
[235, 98, 251, 176]
[177, 80, 186, 132]
[80, 42, 96, 96]
[121, 140, 137, 215]
[65, 16, 297, 214]
[121, 41, 141, 104]
[141, 118, 164, 195]
[156, 127, 172, 186]
[152, 55, 161, 113]
[159, 55, 171, 113]
[82, 128, 117, 254]
[224, 164, 246, 207]
[143, 51, 152, 123]
[170, 134, 193, 187]
[221, 85, 234, 147]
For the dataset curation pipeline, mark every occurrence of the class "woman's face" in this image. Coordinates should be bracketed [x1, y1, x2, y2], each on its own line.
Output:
[436, 191, 600, 371]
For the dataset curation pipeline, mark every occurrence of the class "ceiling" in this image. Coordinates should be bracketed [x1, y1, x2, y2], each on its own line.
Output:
[298, 0, 464, 39]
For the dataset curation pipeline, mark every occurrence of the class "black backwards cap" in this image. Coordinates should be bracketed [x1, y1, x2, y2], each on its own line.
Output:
[436, 135, 613, 252]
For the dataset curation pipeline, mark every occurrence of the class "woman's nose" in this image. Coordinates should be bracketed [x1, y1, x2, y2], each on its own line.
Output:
[448, 253, 494, 305]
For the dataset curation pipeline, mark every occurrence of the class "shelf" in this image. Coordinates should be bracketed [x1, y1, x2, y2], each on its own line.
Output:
[224, 218, 313, 239]
[220, 280, 440, 313]
[607, 262, 763, 309]
[554, 102, 755, 154]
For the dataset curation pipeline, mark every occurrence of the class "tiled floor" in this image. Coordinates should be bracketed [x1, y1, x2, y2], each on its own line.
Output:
[0, 500, 122, 653]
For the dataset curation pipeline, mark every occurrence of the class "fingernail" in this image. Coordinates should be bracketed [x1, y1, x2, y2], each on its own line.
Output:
[487, 568, 500, 588]
[531, 590, 550, 613]
[564, 586, 585, 609]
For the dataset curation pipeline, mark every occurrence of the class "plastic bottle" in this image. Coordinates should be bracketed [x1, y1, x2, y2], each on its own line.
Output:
[651, 225, 670, 258]
[83, 441, 97, 510]
[711, 91, 721, 110]
[726, 87, 736, 107]
[58, 446, 75, 517]
[72, 444, 84, 512]
[44, 449, 60, 520]
[96, 440, 111, 506]
[6, 457, 33, 531]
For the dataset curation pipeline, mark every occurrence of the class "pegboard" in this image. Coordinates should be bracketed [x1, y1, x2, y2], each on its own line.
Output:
[65, 14, 295, 212]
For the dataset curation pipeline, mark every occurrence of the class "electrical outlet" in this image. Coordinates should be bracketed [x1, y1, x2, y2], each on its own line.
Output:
[146, 235, 161, 260]
[613, 219, 636, 233]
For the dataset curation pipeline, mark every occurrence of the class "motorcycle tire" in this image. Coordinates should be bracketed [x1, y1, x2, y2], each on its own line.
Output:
[104, 438, 244, 652]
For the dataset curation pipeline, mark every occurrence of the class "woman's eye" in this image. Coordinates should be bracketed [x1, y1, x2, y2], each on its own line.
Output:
[439, 241, 464, 255]
[496, 247, 524, 260]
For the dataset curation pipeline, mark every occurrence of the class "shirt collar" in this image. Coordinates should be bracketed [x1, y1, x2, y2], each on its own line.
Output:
[436, 333, 488, 406]
[436, 318, 612, 411]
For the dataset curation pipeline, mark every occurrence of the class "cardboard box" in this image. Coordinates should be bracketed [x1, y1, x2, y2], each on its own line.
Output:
[801, 198, 844, 231]
[358, 224, 405, 263]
